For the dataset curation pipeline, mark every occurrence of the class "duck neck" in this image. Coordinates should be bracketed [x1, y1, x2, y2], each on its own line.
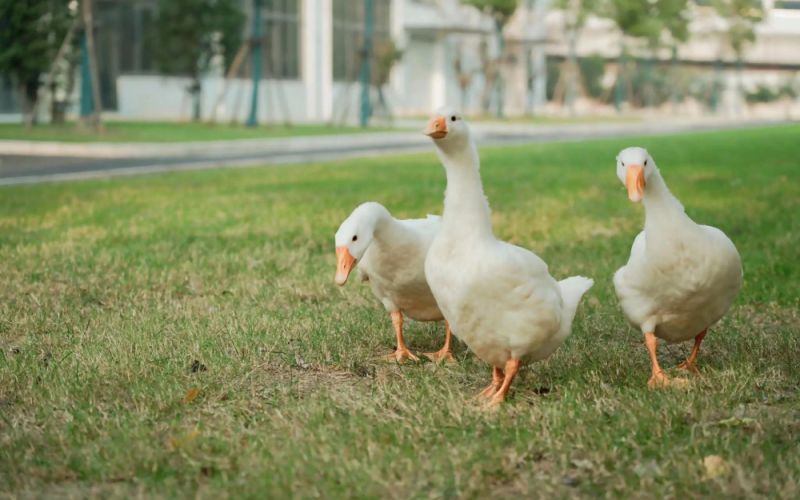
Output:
[372, 209, 409, 250]
[436, 140, 493, 239]
[642, 169, 692, 236]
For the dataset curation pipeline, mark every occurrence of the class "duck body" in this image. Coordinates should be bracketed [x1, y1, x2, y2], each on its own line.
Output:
[612, 147, 742, 387]
[423, 109, 593, 404]
[614, 224, 742, 343]
[335, 202, 453, 362]
[426, 228, 564, 368]
[357, 214, 443, 322]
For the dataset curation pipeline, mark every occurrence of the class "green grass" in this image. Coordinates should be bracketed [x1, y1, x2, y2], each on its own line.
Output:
[0, 121, 394, 143]
[1, 125, 798, 498]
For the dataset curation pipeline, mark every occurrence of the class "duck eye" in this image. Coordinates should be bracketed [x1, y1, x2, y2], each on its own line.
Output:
[644, 159, 648, 166]
[451, 116, 456, 122]
[352, 235, 358, 242]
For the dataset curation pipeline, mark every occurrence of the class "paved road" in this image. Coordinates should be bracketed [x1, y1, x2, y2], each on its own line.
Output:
[0, 119, 788, 186]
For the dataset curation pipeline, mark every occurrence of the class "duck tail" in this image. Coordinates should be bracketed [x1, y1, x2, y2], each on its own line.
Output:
[557, 276, 594, 335]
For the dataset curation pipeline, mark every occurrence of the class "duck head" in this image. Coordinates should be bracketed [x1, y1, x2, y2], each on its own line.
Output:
[424, 108, 471, 153]
[334, 202, 382, 285]
[616, 147, 656, 203]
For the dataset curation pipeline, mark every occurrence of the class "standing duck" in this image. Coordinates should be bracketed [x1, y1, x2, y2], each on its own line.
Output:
[423, 109, 593, 406]
[335, 202, 454, 362]
[613, 147, 743, 388]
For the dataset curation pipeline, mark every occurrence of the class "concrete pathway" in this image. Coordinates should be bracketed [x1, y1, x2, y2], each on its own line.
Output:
[0, 118, 788, 186]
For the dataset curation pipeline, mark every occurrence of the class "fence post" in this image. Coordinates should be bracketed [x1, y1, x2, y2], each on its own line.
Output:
[247, 0, 263, 127]
[359, 0, 374, 128]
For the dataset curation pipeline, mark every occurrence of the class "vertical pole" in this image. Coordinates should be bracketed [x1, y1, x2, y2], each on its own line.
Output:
[359, 0, 374, 128]
[670, 45, 679, 114]
[81, 0, 103, 132]
[565, 27, 576, 117]
[614, 43, 625, 113]
[644, 55, 653, 109]
[710, 58, 720, 113]
[494, 19, 504, 118]
[247, 0, 263, 127]
[81, 0, 104, 131]
[80, 32, 93, 118]
[735, 56, 743, 117]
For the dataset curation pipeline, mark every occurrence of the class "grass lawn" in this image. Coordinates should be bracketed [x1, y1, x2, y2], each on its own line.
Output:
[0, 125, 798, 497]
[0, 121, 394, 143]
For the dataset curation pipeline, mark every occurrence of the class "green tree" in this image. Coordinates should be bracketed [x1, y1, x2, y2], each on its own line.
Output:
[555, 0, 602, 115]
[0, 0, 74, 126]
[712, 0, 763, 114]
[371, 39, 403, 123]
[153, 0, 244, 121]
[463, 0, 519, 117]
[602, 0, 690, 110]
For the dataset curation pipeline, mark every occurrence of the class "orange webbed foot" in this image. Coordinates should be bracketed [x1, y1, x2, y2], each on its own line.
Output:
[383, 348, 419, 363]
[475, 383, 500, 401]
[474, 366, 504, 401]
[423, 348, 456, 364]
[677, 360, 700, 374]
[647, 370, 689, 389]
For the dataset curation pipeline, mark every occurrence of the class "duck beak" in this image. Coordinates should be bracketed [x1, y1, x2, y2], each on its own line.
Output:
[626, 165, 646, 202]
[424, 116, 447, 139]
[335, 246, 357, 286]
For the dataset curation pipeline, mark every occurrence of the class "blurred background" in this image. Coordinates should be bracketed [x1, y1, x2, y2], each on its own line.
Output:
[1, 0, 798, 130]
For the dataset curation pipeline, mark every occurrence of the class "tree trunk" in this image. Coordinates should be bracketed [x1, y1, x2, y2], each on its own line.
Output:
[192, 77, 202, 122]
[50, 80, 66, 125]
[493, 20, 504, 118]
[566, 28, 577, 117]
[478, 39, 493, 114]
[670, 45, 679, 115]
[20, 84, 36, 129]
[735, 56, 743, 117]
[82, 0, 104, 132]
[614, 41, 625, 113]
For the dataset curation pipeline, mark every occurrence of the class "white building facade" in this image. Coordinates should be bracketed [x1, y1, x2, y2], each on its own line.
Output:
[3, 0, 799, 123]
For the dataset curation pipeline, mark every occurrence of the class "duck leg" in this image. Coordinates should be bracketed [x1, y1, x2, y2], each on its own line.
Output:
[677, 329, 708, 374]
[487, 359, 521, 407]
[645, 332, 687, 389]
[424, 321, 456, 363]
[384, 311, 419, 363]
[476, 366, 504, 400]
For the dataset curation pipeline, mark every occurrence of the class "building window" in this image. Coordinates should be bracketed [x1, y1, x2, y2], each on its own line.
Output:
[332, 0, 391, 81]
[259, 0, 300, 79]
[96, 0, 157, 75]
[94, 0, 159, 110]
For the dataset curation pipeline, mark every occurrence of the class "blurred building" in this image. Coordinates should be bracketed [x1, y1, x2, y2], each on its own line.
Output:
[1, 0, 799, 123]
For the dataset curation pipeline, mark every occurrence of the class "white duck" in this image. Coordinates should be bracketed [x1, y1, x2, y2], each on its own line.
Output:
[423, 109, 593, 406]
[613, 147, 743, 388]
[335, 202, 454, 362]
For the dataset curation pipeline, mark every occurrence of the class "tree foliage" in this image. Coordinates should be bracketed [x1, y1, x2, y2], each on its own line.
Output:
[372, 40, 403, 88]
[462, 0, 519, 115]
[462, 0, 519, 26]
[153, 0, 243, 119]
[602, 0, 690, 48]
[556, 0, 598, 32]
[0, 0, 73, 119]
[711, 0, 763, 58]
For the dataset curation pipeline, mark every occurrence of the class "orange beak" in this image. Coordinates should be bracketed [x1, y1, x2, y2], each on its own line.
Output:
[626, 164, 646, 202]
[335, 246, 357, 286]
[424, 116, 447, 139]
